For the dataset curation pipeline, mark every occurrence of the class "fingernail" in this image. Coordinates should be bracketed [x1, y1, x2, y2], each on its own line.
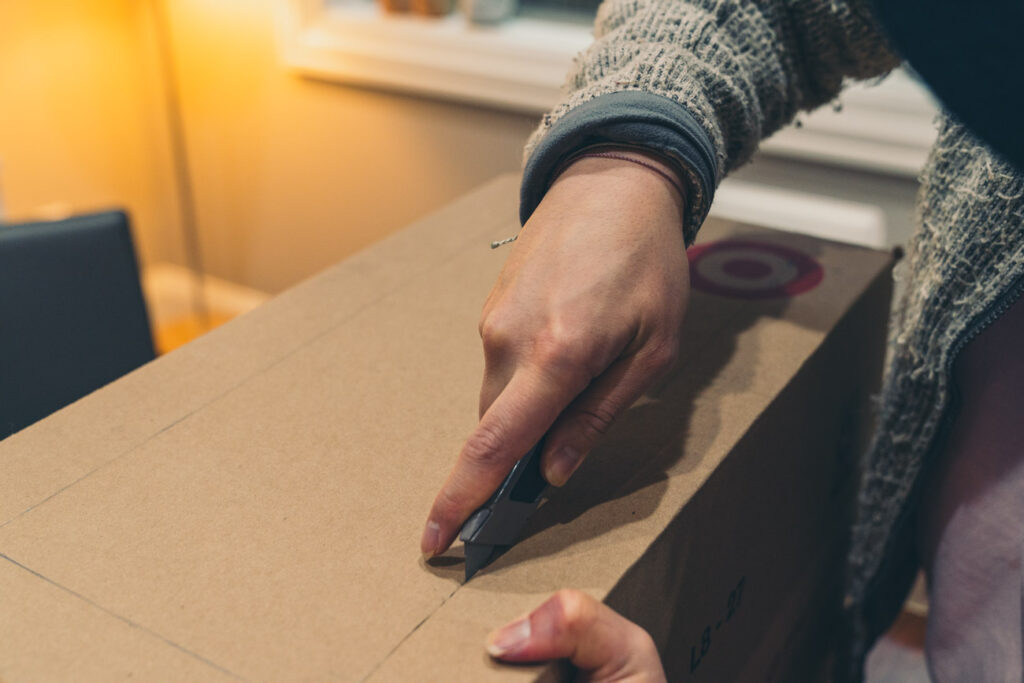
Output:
[421, 520, 441, 558]
[486, 617, 531, 657]
[545, 447, 582, 487]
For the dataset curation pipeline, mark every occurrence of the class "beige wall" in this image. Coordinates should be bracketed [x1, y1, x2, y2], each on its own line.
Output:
[0, 0, 182, 266]
[162, 0, 540, 293]
[1, 0, 539, 294]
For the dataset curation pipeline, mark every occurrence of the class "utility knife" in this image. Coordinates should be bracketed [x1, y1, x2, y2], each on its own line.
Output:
[459, 441, 549, 580]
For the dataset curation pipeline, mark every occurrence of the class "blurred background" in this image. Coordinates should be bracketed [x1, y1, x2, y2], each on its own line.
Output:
[0, 0, 934, 348]
[0, 0, 542, 352]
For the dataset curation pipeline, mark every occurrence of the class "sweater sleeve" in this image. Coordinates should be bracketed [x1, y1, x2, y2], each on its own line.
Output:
[521, 0, 901, 244]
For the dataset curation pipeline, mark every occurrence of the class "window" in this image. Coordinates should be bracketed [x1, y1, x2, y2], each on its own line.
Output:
[281, 0, 938, 176]
[280, 0, 593, 112]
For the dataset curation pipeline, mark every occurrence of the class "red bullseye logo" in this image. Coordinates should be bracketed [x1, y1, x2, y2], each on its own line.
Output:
[686, 240, 823, 299]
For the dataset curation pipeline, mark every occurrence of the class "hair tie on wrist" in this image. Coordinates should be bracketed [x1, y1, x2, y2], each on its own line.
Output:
[490, 235, 519, 249]
[565, 152, 688, 203]
[490, 150, 687, 249]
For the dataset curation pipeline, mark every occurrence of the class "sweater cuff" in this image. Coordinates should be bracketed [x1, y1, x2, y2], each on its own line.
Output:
[520, 91, 718, 245]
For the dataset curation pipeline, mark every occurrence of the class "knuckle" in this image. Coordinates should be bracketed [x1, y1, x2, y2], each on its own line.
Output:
[432, 486, 466, 526]
[533, 331, 585, 377]
[461, 422, 509, 470]
[632, 628, 659, 656]
[627, 627, 663, 669]
[646, 341, 679, 373]
[576, 403, 618, 439]
[551, 589, 593, 636]
[478, 313, 515, 352]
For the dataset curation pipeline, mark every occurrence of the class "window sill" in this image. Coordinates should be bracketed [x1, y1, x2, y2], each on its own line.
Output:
[282, 0, 939, 177]
[282, 0, 593, 113]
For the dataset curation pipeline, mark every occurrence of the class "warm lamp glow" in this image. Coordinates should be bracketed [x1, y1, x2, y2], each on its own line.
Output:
[0, 3, 152, 218]
[0, 1, 210, 325]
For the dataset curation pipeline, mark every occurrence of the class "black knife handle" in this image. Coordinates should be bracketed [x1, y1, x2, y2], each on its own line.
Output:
[508, 441, 547, 503]
[458, 440, 548, 545]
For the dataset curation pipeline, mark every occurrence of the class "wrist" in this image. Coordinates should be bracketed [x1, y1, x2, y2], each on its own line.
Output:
[551, 146, 687, 215]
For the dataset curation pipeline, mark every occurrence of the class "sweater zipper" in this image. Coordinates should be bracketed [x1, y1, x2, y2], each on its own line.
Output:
[857, 268, 1024, 611]
[942, 269, 1024, 381]
[923, 267, 1024, 480]
[925, 268, 1024, 500]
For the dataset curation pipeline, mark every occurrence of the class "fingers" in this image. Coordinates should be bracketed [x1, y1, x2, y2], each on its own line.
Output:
[478, 357, 513, 420]
[486, 590, 666, 682]
[421, 364, 588, 557]
[422, 156, 691, 560]
[424, 336, 679, 556]
[541, 342, 678, 487]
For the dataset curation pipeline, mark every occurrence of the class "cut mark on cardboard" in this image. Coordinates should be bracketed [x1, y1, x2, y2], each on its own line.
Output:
[687, 240, 824, 299]
[0, 223, 498, 679]
[0, 228, 487, 531]
[0, 551, 245, 680]
[0, 410, 196, 531]
[358, 584, 462, 682]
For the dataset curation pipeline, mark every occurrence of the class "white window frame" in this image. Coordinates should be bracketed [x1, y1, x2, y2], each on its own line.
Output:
[280, 0, 593, 113]
[280, 0, 939, 177]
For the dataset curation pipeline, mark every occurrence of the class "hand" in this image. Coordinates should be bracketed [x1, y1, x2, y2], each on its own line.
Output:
[486, 589, 667, 682]
[421, 152, 690, 557]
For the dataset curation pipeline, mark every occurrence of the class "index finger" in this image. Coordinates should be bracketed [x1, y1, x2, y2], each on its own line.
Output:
[421, 365, 584, 557]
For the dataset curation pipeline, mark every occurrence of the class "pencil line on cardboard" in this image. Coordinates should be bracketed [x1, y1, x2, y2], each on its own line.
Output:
[358, 584, 462, 682]
[0, 552, 247, 681]
[0, 410, 195, 531]
[0, 226, 487, 532]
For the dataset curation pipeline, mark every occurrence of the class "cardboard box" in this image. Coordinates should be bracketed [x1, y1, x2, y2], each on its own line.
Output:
[0, 175, 892, 681]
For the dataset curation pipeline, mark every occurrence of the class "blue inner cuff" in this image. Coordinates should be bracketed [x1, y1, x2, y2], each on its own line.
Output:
[520, 91, 718, 244]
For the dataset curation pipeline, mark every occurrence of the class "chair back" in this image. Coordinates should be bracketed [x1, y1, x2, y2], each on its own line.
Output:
[0, 210, 155, 439]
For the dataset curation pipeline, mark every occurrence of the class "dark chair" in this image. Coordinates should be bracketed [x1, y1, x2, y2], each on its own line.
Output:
[0, 210, 156, 439]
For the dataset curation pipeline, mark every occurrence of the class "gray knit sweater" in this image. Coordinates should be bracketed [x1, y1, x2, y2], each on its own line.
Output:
[519, 0, 1024, 678]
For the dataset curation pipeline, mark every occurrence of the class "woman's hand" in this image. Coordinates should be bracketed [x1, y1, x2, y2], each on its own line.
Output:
[487, 589, 667, 682]
[421, 152, 690, 557]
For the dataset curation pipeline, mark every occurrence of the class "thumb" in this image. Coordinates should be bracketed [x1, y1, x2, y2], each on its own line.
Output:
[486, 590, 666, 682]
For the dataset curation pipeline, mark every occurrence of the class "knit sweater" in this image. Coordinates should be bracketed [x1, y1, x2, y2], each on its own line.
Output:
[518, 0, 1024, 679]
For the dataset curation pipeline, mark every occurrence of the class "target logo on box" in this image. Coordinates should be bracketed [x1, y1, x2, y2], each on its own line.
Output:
[686, 239, 823, 299]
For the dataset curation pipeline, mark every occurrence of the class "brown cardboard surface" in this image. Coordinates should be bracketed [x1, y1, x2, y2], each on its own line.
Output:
[0, 178, 514, 527]
[0, 174, 893, 681]
[0, 559, 236, 682]
[372, 250, 892, 682]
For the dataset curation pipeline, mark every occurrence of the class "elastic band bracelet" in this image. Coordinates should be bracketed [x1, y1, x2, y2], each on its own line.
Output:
[490, 149, 688, 249]
[554, 151, 688, 205]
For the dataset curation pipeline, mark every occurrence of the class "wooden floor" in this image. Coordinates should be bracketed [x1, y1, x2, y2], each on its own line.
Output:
[152, 312, 233, 355]
[141, 263, 269, 356]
